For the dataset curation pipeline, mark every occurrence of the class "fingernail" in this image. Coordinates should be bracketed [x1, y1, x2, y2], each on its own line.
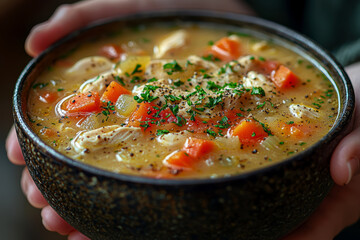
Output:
[346, 157, 360, 184]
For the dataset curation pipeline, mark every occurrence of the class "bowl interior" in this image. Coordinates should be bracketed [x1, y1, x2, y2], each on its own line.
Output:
[14, 10, 355, 185]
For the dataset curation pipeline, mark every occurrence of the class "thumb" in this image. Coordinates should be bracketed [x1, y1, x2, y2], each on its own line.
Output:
[330, 127, 360, 185]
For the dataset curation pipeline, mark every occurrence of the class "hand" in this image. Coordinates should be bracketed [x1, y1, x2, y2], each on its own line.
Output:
[9, 0, 252, 239]
[283, 62, 360, 240]
[6, 0, 360, 239]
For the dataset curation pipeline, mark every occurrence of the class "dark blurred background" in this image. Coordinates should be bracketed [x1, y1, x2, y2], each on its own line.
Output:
[0, 1, 75, 239]
[0, 0, 359, 239]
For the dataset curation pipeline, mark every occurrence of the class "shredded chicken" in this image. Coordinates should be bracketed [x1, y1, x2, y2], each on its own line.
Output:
[154, 30, 189, 58]
[65, 56, 113, 80]
[242, 71, 275, 92]
[289, 104, 320, 119]
[71, 126, 142, 153]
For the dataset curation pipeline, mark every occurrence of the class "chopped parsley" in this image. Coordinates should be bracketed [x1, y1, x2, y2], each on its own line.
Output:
[131, 64, 142, 75]
[156, 129, 170, 136]
[101, 101, 115, 119]
[32, 82, 49, 89]
[215, 116, 230, 129]
[202, 54, 220, 62]
[206, 129, 217, 137]
[134, 85, 159, 103]
[251, 87, 266, 97]
[147, 77, 158, 83]
[173, 80, 184, 87]
[115, 75, 125, 86]
[163, 61, 183, 75]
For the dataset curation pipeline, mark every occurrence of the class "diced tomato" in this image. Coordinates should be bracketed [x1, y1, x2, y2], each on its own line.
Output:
[255, 60, 279, 75]
[182, 137, 216, 159]
[271, 65, 299, 88]
[101, 81, 131, 104]
[39, 91, 59, 104]
[64, 91, 101, 114]
[99, 44, 123, 60]
[163, 151, 194, 170]
[185, 117, 211, 133]
[232, 119, 268, 144]
[208, 37, 241, 61]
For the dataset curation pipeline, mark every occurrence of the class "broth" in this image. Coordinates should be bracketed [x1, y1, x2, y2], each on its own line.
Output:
[27, 23, 338, 178]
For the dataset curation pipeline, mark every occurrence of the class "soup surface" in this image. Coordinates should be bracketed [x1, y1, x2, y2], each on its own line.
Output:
[27, 23, 338, 178]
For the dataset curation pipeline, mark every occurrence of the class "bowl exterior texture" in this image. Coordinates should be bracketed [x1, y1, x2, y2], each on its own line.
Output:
[15, 120, 335, 240]
[13, 12, 354, 240]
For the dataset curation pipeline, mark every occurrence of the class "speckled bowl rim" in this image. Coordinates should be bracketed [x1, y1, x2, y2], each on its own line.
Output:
[14, 10, 355, 186]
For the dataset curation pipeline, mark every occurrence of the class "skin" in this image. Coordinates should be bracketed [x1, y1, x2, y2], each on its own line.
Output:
[6, 0, 360, 239]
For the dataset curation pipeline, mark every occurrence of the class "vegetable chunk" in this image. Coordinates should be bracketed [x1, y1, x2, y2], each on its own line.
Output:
[183, 138, 216, 159]
[65, 91, 100, 114]
[101, 81, 131, 104]
[271, 65, 299, 88]
[208, 37, 241, 61]
[232, 119, 268, 144]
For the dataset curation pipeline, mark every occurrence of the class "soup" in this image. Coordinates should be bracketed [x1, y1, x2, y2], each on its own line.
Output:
[27, 23, 338, 179]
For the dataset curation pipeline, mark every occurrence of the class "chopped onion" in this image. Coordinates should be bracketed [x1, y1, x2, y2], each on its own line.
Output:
[115, 94, 138, 117]
[260, 135, 281, 151]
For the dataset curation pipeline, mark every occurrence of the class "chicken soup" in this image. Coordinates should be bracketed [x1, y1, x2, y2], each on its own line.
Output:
[27, 23, 338, 178]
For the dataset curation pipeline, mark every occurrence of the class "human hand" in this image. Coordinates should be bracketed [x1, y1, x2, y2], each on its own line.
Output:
[7, 0, 360, 239]
[9, 0, 252, 239]
[283, 62, 360, 240]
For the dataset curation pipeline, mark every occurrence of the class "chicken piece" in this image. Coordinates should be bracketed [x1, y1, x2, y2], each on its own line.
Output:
[289, 104, 320, 119]
[144, 59, 171, 80]
[252, 41, 269, 52]
[242, 71, 275, 92]
[154, 30, 189, 58]
[79, 71, 117, 94]
[156, 131, 189, 147]
[71, 125, 142, 153]
[187, 55, 218, 73]
[65, 56, 113, 80]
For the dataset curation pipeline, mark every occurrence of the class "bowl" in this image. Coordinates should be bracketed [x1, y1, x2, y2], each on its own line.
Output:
[13, 11, 355, 240]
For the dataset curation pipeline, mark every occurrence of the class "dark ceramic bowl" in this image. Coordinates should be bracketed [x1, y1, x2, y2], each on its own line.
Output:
[13, 11, 355, 240]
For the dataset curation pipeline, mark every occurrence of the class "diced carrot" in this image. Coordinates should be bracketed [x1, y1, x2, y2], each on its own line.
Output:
[271, 65, 299, 88]
[39, 91, 59, 104]
[232, 119, 268, 144]
[101, 81, 131, 104]
[99, 44, 123, 60]
[163, 151, 194, 170]
[127, 102, 154, 128]
[208, 37, 241, 61]
[40, 128, 57, 137]
[278, 122, 313, 139]
[64, 91, 101, 114]
[182, 137, 216, 159]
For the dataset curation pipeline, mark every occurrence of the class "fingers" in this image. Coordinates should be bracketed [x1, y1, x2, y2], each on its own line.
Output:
[25, 0, 137, 57]
[25, 0, 253, 57]
[21, 168, 48, 208]
[284, 175, 360, 240]
[330, 127, 360, 185]
[41, 205, 76, 235]
[6, 126, 25, 165]
[68, 231, 91, 240]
